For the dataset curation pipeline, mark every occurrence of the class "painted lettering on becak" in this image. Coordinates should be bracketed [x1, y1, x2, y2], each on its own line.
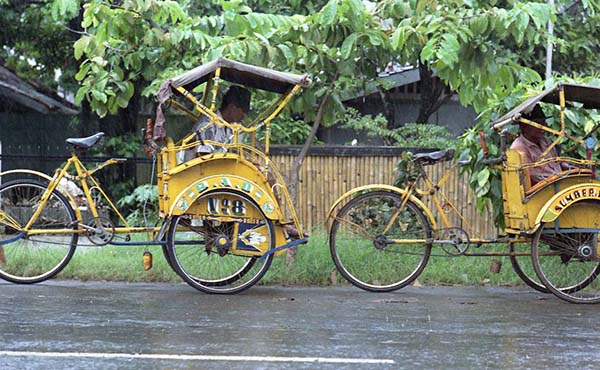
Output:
[241, 182, 253, 193]
[262, 202, 275, 214]
[177, 199, 189, 211]
[195, 182, 208, 193]
[554, 187, 600, 212]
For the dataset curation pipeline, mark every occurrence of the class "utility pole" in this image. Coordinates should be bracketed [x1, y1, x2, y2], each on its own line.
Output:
[546, 0, 555, 80]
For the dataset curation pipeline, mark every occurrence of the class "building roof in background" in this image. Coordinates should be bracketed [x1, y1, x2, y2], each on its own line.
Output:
[0, 65, 78, 114]
[342, 63, 422, 102]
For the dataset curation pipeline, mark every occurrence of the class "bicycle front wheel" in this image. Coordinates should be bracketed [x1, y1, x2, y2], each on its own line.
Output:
[329, 191, 432, 292]
[0, 180, 78, 283]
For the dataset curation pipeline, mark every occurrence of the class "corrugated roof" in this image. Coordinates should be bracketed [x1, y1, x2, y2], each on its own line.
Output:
[0, 65, 78, 114]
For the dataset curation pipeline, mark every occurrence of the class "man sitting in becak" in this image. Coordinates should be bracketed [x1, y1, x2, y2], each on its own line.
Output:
[186, 85, 307, 238]
[510, 105, 572, 185]
[183, 85, 251, 161]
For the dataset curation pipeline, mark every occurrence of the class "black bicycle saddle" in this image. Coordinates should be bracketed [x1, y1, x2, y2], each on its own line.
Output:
[414, 149, 455, 165]
[66, 132, 105, 149]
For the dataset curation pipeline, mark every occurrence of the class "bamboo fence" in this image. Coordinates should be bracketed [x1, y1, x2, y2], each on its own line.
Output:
[271, 147, 497, 238]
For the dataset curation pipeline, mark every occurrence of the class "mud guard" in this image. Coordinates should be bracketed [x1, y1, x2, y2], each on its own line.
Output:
[534, 183, 600, 229]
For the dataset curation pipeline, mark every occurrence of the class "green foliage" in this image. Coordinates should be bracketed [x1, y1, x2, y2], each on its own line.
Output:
[57, 231, 552, 288]
[391, 123, 455, 148]
[340, 108, 455, 148]
[90, 133, 142, 158]
[117, 184, 159, 226]
[377, 0, 600, 228]
[5, 0, 599, 231]
[87, 133, 142, 211]
[393, 151, 421, 189]
[522, 1, 600, 77]
[266, 118, 315, 145]
[338, 108, 392, 144]
[385, 0, 551, 113]
[0, 0, 81, 92]
[51, 0, 80, 19]
[73, 0, 391, 125]
[3, 0, 598, 125]
[457, 76, 600, 228]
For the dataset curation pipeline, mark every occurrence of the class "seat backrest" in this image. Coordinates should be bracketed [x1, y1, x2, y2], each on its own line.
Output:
[514, 150, 532, 192]
[513, 146, 592, 195]
[501, 150, 529, 232]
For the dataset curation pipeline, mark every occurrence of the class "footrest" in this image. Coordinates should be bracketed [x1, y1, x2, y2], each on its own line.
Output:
[0, 231, 26, 246]
[257, 238, 308, 262]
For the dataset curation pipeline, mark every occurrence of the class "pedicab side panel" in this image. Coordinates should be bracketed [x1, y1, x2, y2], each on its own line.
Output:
[528, 183, 600, 263]
[501, 149, 598, 236]
[168, 174, 281, 219]
[535, 183, 600, 241]
[158, 153, 278, 216]
[501, 150, 529, 233]
[156, 149, 289, 256]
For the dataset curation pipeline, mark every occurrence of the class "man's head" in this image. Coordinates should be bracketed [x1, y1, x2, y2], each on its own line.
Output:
[220, 85, 251, 123]
[519, 104, 547, 143]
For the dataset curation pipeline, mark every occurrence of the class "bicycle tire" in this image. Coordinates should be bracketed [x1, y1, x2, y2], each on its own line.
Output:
[509, 242, 550, 293]
[329, 191, 432, 292]
[0, 179, 78, 283]
[531, 201, 600, 304]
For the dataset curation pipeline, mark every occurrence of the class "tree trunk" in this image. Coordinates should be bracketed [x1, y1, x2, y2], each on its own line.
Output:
[289, 91, 332, 204]
[416, 64, 453, 124]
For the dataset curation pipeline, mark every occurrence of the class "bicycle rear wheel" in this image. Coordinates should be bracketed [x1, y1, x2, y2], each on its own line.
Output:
[0, 180, 78, 283]
[329, 191, 432, 292]
[167, 190, 274, 294]
[532, 201, 600, 304]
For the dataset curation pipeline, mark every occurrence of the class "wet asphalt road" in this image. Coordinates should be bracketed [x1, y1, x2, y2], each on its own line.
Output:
[0, 281, 599, 369]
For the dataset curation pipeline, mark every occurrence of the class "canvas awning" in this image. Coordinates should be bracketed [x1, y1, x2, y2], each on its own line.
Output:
[154, 57, 311, 139]
[168, 57, 311, 94]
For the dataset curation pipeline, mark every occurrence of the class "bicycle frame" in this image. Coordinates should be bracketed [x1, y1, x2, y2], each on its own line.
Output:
[328, 84, 600, 302]
[19, 153, 164, 242]
[0, 57, 315, 294]
[332, 161, 531, 255]
[431, 164, 532, 246]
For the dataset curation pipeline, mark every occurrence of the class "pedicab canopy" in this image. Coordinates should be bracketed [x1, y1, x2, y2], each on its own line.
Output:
[491, 83, 600, 130]
[154, 57, 312, 140]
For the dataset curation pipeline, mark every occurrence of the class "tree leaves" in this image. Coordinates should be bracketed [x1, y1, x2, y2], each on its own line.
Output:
[50, 0, 80, 20]
[438, 33, 460, 67]
[319, 0, 338, 26]
[469, 15, 488, 35]
[340, 33, 358, 59]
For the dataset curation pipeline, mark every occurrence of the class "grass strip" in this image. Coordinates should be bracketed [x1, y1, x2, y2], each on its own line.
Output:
[55, 230, 538, 288]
